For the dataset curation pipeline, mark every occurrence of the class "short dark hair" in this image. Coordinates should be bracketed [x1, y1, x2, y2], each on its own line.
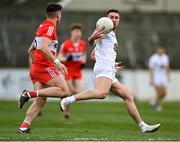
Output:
[46, 2, 62, 17]
[71, 23, 82, 31]
[106, 9, 120, 15]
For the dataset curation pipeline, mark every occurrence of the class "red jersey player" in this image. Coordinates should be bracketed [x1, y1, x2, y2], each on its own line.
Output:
[58, 24, 86, 118]
[58, 24, 86, 94]
[18, 3, 70, 133]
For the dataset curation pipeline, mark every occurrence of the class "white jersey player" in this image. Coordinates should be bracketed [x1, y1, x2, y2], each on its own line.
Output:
[149, 47, 170, 111]
[94, 31, 118, 83]
[61, 9, 160, 133]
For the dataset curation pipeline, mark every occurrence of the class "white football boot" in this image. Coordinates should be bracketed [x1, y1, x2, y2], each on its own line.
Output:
[60, 98, 70, 111]
[141, 123, 160, 133]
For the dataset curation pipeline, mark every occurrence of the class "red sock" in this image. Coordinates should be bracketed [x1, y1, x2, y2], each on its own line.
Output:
[29, 91, 37, 98]
[19, 121, 30, 130]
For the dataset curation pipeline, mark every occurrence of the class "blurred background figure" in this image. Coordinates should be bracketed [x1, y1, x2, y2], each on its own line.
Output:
[58, 24, 86, 94]
[148, 47, 170, 112]
[58, 24, 87, 118]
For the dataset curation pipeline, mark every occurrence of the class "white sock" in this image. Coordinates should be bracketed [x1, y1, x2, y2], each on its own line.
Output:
[65, 96, 76, 104]
[138, 121, 148, 129]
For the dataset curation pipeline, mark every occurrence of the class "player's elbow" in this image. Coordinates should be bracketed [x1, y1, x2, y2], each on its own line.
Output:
[90, 54, 96, 61]
[88, 37, 94, 45]
[28, 49, 34, 56]
[90, 57, 95, 62]
[88, 37, 91, 43]
[28, 48, 33, 54]
[62, 89, 70, 98]
[28, 49, 31, 55]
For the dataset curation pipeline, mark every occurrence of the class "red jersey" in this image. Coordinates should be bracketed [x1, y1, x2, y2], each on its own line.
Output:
[60, 39, 86, 70]
[33, 19, 58, 68]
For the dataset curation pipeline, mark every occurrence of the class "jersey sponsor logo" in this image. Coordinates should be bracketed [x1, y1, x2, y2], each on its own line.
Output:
[46, 26, 54, 36]
[34, 38, 58, 53]
[66, 52, 83, 61]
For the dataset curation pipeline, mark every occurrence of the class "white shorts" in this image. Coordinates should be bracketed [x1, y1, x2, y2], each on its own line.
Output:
[153, 74, 167, 87]
[93, 62, 118, 83]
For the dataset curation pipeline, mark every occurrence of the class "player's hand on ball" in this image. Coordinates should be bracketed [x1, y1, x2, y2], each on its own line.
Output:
[115, 62, 124, 74]
[90, 28, 105, 40]
[88, 27, 105, 45]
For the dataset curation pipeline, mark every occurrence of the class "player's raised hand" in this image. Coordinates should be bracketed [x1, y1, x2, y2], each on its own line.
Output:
[88, 27, 105, 45]
[93, 27, 105, 39]
[115, 61, 124, 74]
[54, 58, 68, 75]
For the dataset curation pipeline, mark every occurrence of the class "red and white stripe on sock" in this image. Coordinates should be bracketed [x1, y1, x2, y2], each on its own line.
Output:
[19, 121, 30, 131]
[27, 90, 39, 98]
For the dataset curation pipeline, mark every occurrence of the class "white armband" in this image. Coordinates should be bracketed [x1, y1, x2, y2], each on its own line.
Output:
[54, 58, 60, 65]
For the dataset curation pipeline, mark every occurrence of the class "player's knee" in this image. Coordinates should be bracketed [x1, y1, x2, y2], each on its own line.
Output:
[160, 91, 166, 97]
[64, 90, 70, 97]
[123, 90, 134, 102]
[95, 90, 108, 99]
[127, 93, 135, 102]
[62, 88, 70, 98]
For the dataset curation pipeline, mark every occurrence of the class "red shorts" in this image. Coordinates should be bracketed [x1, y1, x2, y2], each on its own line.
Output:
[65, 69, 82, 80]
[29, 64, 60, 84]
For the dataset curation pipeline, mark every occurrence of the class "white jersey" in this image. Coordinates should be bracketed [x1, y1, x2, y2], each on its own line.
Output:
[149, 53, 169, 76]
[93, 31, 118, 83]
[148, 53, 169, 86]
[95, 31, 118, 64]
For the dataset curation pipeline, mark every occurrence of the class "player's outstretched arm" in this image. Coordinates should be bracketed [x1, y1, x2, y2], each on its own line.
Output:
[39, 37, 68, 75]
[39, 37, 56, 61]
[82, 52, 87, 63]
[90, 48, 96, 62]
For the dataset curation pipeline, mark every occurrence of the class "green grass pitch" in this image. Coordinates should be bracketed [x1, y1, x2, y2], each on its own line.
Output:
[0, 100, 180, 141]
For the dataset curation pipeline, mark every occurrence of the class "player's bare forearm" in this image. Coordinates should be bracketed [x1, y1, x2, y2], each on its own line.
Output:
[88, 36, 95, 46]
[28, 41, 36, 63]
[39, 37, 56, 62]
[82, 53, 87, 63]
[40, 46, 56, 61]
[39, 37, 67, 74]
[90, 48, 96, 61]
